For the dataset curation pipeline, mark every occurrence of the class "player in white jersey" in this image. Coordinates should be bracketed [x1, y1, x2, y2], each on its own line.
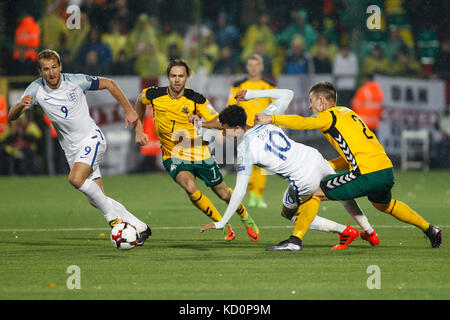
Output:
[199, 89, 377, 251]
[8, 49, 152, 246]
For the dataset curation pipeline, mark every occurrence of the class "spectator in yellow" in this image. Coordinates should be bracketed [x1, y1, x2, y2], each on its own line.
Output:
[201, 32, 220, 74]
[241, 13, 277, 63]
[361, 44, 391, 76]
[253, 41, 274, 76]
[183, 20, 211, 57]
[126, 13, 159, 60]
[102, 22, 127, 61]
[389, 46, 423, 78]
[158, 22, 184, 59]
[65, 12, 91, 63]
[134, 43, 168, 78]
[184, 29, 219, 75]
[40, 5, 69, 51]
[310, 34, 339, 62]
[184, 42, 201, 74]
[0, 113, 42, 175]
[227, 54, 277, 208]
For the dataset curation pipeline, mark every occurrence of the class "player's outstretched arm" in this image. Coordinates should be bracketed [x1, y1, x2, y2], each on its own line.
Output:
[189, 114, 222, 130]
[255, 113, 330, 131]
[201, 174, 251, 232]
[98, 77, 138, 129]
[246, 89, 294, 115]
[8, 95, 33, 121]
[234, 89, 248, 101]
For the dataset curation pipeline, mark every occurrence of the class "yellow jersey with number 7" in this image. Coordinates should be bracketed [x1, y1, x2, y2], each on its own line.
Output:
[141, 86, 219, 161]
[272, 106, 393, 175]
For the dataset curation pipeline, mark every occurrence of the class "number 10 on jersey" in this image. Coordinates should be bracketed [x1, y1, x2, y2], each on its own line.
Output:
[264, 130, 291, 161]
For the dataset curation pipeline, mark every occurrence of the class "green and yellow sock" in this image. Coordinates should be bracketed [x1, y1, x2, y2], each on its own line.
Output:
[291, 196, 321, 240]
[189, 190, 222, 222]
[383, 199, 430, 231]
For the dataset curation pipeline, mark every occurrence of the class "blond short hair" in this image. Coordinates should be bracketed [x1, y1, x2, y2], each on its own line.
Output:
[247, 54, 264, 65]
[37, 49, 61, 70]
[309, 81, 338, 103]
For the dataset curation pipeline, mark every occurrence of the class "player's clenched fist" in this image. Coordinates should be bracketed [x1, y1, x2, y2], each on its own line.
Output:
[9, 95, 33, 121]
[20, 95, 33, 107]
[234, 90, 248, 101]
[254, 113, 273, 125]
[188, 114, 201, 124]
[135, 130, 149, 146]
[135, 120, 149, 146]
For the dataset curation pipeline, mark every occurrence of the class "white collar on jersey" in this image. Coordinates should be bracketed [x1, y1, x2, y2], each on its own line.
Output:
[243, 124, 264, 138]
[41, 73, 67, 90]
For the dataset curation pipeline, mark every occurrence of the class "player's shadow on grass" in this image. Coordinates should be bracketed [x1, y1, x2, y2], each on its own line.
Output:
[95, 254, 131, 259]
[57, 237, 107, 242]
[137, 237, 269, 250]
[164, 239, 278, 251]
[2, 240, 57, 246]
[3, 240, 80, 247]
[3, 237, 107, 247]
[167, 243, 211, 251]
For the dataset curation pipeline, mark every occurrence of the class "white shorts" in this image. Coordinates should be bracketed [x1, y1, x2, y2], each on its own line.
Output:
[65, 130, 107, 180]
[282, 156, 335, 208]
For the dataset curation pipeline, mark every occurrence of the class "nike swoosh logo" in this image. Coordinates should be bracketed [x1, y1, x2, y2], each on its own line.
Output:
[247, 227, 260, 241]
[249, 233, 259, 241]
[44, 97, 52, 101]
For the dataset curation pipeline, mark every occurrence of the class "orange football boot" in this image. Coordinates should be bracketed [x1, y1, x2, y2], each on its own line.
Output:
[360, 229, 380, 246]
[224, 225, 235, 241]
[332, 224, 359, 250]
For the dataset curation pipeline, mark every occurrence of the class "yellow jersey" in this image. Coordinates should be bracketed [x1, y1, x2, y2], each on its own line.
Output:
[228, 77, 277, 126]
[272, 106, 393, 175]
[141, 86, 218, 161]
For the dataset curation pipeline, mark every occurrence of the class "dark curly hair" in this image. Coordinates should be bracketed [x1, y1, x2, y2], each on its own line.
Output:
[219, 104, 247, 128]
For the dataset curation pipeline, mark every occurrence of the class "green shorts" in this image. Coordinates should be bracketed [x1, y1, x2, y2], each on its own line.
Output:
[163, 157, 223, 187]
[320, 167, 395, 204]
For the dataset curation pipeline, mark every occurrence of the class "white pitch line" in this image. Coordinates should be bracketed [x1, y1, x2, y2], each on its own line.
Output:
[0, 225, 448, 232]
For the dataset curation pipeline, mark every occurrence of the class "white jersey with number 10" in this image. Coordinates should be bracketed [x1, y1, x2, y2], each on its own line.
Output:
[237, 124, 333, 202]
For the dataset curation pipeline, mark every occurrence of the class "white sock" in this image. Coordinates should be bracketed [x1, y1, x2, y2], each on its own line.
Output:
[340, 200, 373, 233]
[309, 215, 346, 233]
[292, 214, 346, 233]
[78, 179, 117, 222]
[108, 197, 147, 232]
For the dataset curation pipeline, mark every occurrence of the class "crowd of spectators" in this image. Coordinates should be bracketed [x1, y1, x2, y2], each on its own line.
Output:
[3, 0, 449, 85]
[1, 0, 450, 174]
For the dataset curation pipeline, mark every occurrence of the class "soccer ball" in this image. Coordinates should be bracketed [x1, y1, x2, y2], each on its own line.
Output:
[110, 222, 138, 250]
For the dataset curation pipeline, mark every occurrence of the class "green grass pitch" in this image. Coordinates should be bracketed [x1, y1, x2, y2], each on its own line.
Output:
[0, 170, 449, 300]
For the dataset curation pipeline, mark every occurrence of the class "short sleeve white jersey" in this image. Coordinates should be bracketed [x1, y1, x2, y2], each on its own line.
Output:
[19, 73, 101, 155]
[236, 124, 326, 193]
